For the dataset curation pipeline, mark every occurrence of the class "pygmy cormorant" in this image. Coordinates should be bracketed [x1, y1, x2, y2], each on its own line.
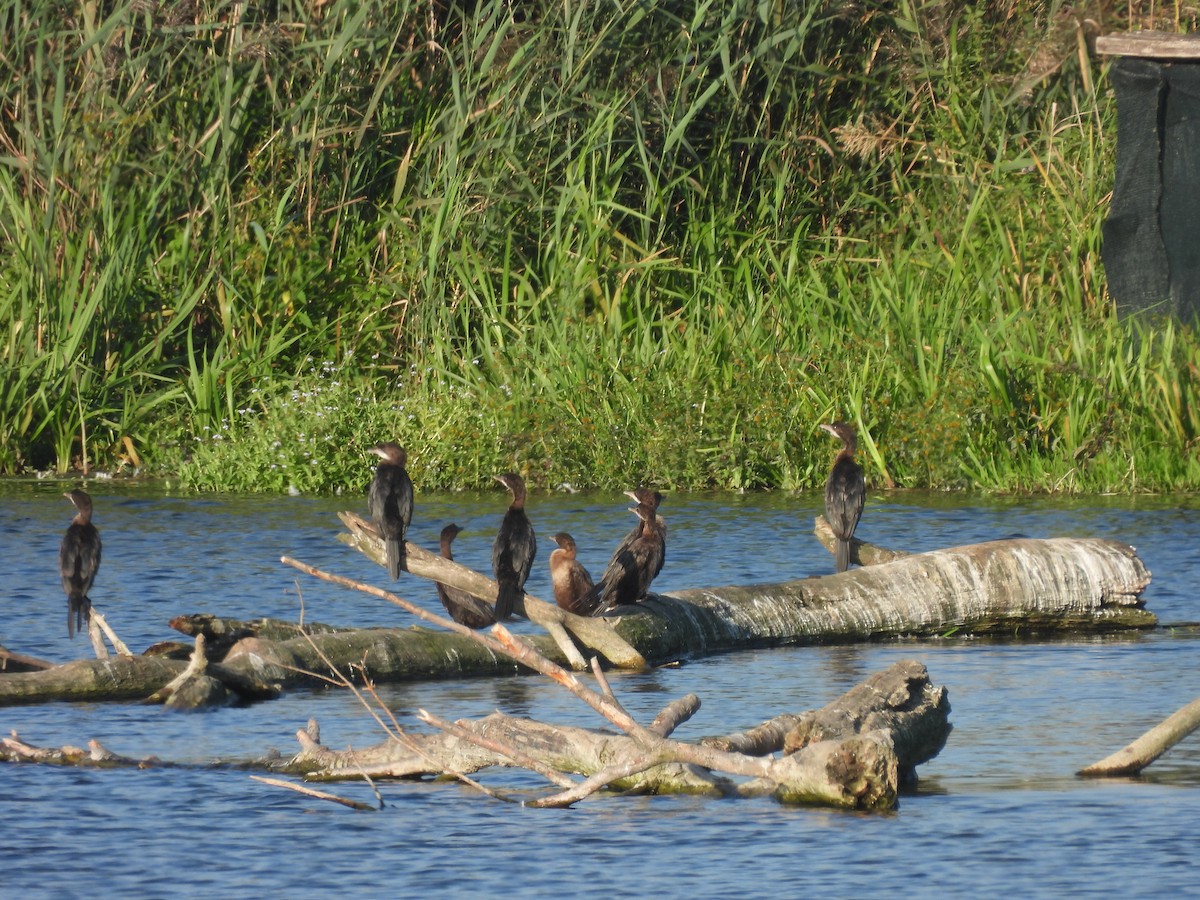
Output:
[59, 489, 101, 639]
[821, 421, 865, 574]
[368, 442, 413, 579]
[549, 532, 596, 616]
[491, 473, 536, 621]
[436, 524, 497, 630]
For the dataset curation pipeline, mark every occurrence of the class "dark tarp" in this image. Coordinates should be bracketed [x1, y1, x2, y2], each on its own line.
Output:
[1102, 57, 1200, 320]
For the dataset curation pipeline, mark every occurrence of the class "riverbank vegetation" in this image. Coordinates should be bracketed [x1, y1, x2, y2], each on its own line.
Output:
[3, 0, 1198, 494]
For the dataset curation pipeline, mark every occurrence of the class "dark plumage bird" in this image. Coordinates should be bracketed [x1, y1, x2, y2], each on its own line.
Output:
[368, 442, 413, 579]
[549, 532, 596, 616]
[623, 488, 666, 579]
[435, 524, 497, 630]
[821, 421, 866, 574]
[593, 502, 664, 614]
[491, 473, 536, 621]
[59, 489, 101, 639]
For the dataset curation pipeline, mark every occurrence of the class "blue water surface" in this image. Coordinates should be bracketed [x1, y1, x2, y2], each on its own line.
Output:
[1, 481, 1198, 898]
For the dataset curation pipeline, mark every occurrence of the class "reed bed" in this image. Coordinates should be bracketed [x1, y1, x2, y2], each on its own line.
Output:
[3, 0, 1198, 494]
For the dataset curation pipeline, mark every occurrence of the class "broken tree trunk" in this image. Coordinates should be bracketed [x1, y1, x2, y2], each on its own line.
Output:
[287, 658, 949, 809]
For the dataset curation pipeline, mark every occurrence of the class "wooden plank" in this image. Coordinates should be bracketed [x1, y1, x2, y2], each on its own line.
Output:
[1096, 32, 1200, 59]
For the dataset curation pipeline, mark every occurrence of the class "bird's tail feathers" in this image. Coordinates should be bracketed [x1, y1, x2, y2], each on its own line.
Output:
[835, 539, 851, 574]
[68, 594, 90, 639]
[385, 538, 403, 580]
[494, 583, 519, 621]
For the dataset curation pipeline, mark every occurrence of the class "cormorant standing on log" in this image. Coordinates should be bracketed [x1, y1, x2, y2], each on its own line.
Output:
[368, 442, 413, 579]
[549, 532, 596, 616]
[60, 489, 101, 639]
[623, 488, 666, 579]
[594, 502, 663, 614]
[491, 473, 536, 621]
[821, 422, 865, 574]
[435, 524, 497, 629]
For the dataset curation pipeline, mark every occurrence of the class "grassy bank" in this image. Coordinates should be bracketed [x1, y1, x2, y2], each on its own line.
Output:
[3, 0, 1198, 494]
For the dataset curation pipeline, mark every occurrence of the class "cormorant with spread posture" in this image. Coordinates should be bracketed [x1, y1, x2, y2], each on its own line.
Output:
[549, 532, 596, 616]
[491, 473, 536, 621]
[60, 489, 101, 639]
[368, 442, 413, 579]
[435, 524, 497, 629]
[593, 502, 663, 614]
[821, 422, 865, 574]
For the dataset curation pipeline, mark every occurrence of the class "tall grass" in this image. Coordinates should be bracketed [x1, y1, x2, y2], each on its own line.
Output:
[5, 0, 1200, 493]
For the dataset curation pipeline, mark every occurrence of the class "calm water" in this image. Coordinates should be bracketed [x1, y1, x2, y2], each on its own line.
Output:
[2, 481, 1199, 897]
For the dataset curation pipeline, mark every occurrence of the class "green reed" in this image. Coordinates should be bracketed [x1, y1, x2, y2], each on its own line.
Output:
[5, 0, 1200, 494]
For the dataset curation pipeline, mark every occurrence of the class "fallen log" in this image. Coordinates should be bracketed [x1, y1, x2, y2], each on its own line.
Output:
[288, 658, 949, 808]
[337, 511, 645, 669]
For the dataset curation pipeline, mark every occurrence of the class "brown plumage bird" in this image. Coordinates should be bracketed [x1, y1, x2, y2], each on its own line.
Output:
[435, 524, 497, 630]
[821, 422, 865, 574]
[549, 532, 596, 616]
[59, 489, 101, 639]
[491, 473, 536, 621]
[368, 442, 413, 579]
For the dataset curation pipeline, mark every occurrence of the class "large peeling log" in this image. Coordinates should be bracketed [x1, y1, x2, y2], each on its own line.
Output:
[341, 509, 1153, 660]
[612, 534, 1153, 663]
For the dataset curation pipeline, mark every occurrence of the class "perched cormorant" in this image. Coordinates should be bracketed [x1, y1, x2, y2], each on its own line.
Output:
[549, 532, 596, 616]
[491, 473, 536, 621]
[59, 489, 101, 639]
[368, 442, 413, 579]
[821, 422, 866, 574]
[435, 524, 497, 630]
[593, 503, 663, 614]
[623, 488, 666, 578]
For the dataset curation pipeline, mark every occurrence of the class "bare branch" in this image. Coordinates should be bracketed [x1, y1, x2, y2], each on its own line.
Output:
[1079, 695, 1200, 777]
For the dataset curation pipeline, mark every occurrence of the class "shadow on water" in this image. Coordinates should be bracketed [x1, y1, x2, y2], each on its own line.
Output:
[2, 479, 1200, 895]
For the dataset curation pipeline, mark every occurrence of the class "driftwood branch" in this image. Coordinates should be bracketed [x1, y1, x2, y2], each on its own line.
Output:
[249, 775, 379, 811]
[0, 644, 55, 673]
[291, 658, 950, 809]
[813, 515, 909, 567]
[1078, 695, 1200, 777]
